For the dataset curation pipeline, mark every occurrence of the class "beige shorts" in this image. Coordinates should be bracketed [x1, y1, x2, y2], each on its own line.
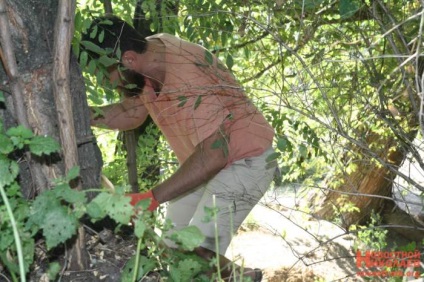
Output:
[164, 147, 276, 255]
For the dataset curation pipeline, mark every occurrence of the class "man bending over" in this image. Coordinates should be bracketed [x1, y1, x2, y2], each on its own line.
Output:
[83, 16, 275, 282]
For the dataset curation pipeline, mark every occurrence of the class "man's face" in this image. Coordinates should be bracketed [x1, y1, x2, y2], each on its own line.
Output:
[107, 64, 145, 97]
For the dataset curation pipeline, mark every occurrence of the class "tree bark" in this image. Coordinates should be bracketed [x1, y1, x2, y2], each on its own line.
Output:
[0, 0, 102, 196]
[0, 0, 47, 193]
[0, 1, 102, 272]
[312, 133, 406, 228]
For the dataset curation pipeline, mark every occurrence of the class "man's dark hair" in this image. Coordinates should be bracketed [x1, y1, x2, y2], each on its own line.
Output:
[81, 16, 147, 61]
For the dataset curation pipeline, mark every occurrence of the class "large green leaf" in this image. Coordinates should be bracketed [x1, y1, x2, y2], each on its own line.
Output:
[169, 226, 205, 251]
[89, 192, 133, 224]
[28, 136, 60, 156]
[41, 206, 78, 249]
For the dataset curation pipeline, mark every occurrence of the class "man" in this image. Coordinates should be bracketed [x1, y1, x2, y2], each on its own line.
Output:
[83, 16, 275, 281]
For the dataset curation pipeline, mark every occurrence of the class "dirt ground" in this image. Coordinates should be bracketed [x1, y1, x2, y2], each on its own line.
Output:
[21, 188, 422, 282]
[227, 191, 423, 282]
[227, 194, 359, 282]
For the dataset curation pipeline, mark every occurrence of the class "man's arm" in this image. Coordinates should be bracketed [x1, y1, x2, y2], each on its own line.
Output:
[91, 96, 149, 131]
[152, 128, 229, 204]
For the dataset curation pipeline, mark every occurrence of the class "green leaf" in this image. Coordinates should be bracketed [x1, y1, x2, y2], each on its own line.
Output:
[204, 50, 213, 65]
[226, 54, 233, 69]
[74, 11, 82, 32]
[339, 0, 360, 19]
[134, 218, 146, 238]
[90, 192, 133, 224]
[0, 228, 13, 250]
[171, 258, 203, 281]
[98, 30, 105, 43]
[86, 201, 105, 221]
[99, 19, 113, 26]
[66, 166, 80, 182]
[6, 125, 33, 139]
[41, 205, 78, 249]
[298, 144, 308, 158]
[0, 134, 14, 154]
[98, 55, 117, 67]
[28, 191, 61, 229]
[54, 183, 86, 205]
[0, 156, 19, 187]
[87, 59, 97, 74]
[6, 125, 33, 149]
[178, 96, 188, 107]
[79, 51, 88, 68]
[277, 136, 292, 152]
[194, 95, 202, 110]
[0, 91, 4, 103]
[266, 152, 280, 163]
[169, 226, 205, 251]
[121, 255, 155, 282]
[81, 40, 106, 56]
[89, 24, 98, 39]
[211, 138, 229, 157]
[28, 136, 60, 156]
[48, 262, 61, 281]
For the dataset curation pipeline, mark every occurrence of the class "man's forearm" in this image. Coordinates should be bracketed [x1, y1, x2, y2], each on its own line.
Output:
[152, 132, 228, 204]
[90, 97, 148, 130]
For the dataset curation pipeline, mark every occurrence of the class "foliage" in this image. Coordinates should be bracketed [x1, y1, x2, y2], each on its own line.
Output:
[0, 121, 207, 281]
[352, 211, 388, 251]
[0, 121, 60, 277]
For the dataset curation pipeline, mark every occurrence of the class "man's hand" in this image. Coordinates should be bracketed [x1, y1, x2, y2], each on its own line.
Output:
[127, 190, 160, 211]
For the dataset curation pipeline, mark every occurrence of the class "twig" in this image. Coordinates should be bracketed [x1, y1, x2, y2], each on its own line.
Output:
[0, 271, 11, 282]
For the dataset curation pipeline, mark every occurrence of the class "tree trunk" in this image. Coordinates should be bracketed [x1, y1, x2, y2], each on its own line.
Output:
[0, 0, 102, 196]
[0, 0, 102, 271]
[312, 133, 405, 228]
[311, 131, 424, 241]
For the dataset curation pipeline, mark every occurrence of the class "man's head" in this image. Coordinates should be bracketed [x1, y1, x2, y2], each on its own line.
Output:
[81, 16, 147, 97]
[81, 16, 147, 61]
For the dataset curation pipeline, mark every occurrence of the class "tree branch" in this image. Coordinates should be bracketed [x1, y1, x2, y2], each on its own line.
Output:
[52, 0, 88, 271]
[52, 0, 79, 179]
[102, 0, 113, 15]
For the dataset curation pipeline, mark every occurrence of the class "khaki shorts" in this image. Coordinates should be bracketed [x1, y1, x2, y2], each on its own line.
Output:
[165, 147, 276, 255]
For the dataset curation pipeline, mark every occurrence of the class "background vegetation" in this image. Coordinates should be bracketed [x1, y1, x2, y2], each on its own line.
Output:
[0, 0, 423, 281]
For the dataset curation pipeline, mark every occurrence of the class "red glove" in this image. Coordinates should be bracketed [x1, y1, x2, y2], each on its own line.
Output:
[127, 190, 160, 211]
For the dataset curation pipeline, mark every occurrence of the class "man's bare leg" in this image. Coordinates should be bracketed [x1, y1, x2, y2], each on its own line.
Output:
[194, 246, 261, 281]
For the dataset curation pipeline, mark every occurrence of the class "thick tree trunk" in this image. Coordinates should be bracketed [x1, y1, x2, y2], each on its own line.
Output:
[312, 132, 424, 241]
[312, 133, 405, 227]
[0, 0, 102, 272]
[0, 0, 102, 196]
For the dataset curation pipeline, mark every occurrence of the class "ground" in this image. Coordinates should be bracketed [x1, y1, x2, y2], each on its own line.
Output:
[228, 188, 423, 282]
[227, 192, 359, 282]
[22, 187, 422, 282]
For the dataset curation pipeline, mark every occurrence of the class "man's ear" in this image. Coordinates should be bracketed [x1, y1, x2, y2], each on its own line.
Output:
[122, 51, 138, 69]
